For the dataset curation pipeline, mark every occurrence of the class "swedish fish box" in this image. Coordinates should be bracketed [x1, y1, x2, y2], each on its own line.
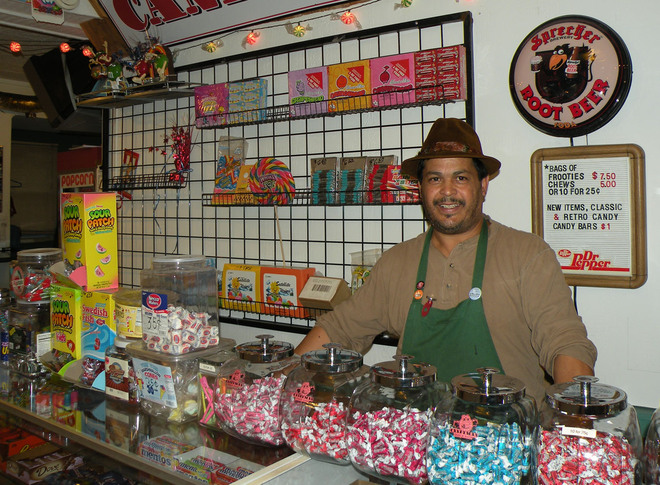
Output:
[50, 284, 83, 361]
[261, 266, 315, 318]
[81, 290, 117, 362]
[221, 264, 261, 312]
[60, 192, 118, 292]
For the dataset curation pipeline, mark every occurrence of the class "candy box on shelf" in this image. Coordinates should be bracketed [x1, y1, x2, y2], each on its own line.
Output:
[261, 266, 315, 318]
[128, 341, 234, 423]
[370, 53, 415, 107]
[221, 264, 261, 312]
[138, 434, 196, 470]
[310, 156, 339, 205]
[173, 445, 261, 483]
[81, 290, 117, 362]
[60, 192, 118, 291]
[328, 60, 371, 112]
[228, 79, 268, 123]
[6, 443, 83, 484]
[195, 83, 229, 128]
[0, 429, 47, 471]
[213, 136, 249, 203]
[288, 66, 329, 116]
[414, 45, 467, 102]
[50, 283, 83, 361]
[298, 276, 352, 311]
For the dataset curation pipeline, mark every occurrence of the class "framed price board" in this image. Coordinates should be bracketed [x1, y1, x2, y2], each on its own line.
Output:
[531, 144, 646, 288]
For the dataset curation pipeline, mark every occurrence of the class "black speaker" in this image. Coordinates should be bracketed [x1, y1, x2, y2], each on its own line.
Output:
[23, 46, 100, 132]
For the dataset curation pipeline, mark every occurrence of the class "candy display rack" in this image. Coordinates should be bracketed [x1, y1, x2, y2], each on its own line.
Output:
[76, 79, 199, 109]
[106, 12, 474, 340]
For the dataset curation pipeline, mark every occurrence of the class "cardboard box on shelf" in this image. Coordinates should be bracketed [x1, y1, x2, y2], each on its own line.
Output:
[328, 60, 371, 112]
[298, 276, 352, 311]
[60, 192, 118, 292]
[221, 264, 262, 313]
[261, 266, 315, 318]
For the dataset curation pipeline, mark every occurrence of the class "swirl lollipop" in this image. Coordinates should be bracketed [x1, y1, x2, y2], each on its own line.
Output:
[248, 158, 295, 205]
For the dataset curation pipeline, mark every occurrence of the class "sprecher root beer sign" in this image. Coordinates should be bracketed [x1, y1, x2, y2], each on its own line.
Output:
[509, 16, 632, 138]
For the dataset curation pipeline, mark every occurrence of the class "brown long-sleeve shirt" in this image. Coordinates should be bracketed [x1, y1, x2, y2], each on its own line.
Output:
[317, 216, 597, 405]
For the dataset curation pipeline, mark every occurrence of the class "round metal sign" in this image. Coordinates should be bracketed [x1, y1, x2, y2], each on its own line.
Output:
[509, 16, 632, 137]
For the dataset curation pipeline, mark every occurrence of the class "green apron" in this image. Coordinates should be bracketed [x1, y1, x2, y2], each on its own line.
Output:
[401, 221, 503, 383]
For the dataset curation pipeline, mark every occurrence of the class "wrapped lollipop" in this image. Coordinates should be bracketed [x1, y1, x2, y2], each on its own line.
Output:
[248, 158, 295, 205]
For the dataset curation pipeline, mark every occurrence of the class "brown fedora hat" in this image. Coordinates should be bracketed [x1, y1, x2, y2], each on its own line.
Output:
[401, 118, 501, 179]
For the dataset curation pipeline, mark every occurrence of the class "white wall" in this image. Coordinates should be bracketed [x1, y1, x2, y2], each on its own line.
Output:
[160, 0, 660, 407]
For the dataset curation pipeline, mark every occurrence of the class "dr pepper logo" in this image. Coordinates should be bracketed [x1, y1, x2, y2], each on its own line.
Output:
[509, 16, 632, 137]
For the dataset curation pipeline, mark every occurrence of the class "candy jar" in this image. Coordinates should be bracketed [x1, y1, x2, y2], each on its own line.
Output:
[198, 343, 235, 429]
[214, 334, 296, 446]
[427, 367, 538, 484]
[10, 248, 61, 304]
[280, 343, 368, 464]
[346, 355, 449, 485]
[140, 255, 219, 354]
[539, 376, 643, 484]
[644, 406, 660, 483]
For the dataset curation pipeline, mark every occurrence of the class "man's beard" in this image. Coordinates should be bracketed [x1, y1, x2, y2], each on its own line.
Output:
[421, 196, 483, 235]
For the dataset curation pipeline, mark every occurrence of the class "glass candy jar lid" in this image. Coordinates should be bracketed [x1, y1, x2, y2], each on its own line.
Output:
[452, 367, 526, 405]
[546, 375, 627, 417]
[302, 343, 362, 373]
[236, 334, 294, 363]
[371, 355, 436, 388]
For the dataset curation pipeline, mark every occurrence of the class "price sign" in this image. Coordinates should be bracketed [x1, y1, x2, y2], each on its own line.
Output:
[141, 291, 170, 341]
[531, 144, 646, 288]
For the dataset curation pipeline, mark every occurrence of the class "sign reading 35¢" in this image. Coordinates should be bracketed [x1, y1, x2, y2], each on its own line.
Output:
[510, 16, 632, 137]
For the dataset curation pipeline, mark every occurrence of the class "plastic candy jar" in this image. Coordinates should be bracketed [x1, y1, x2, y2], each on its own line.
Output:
[427, 367, 538, 484]
[539, 375, 643, 484]
[644, 406, 660, 483]
[280, 343, 368, 464]
[198, 343, 235, 429]
[214, 334, 297, 446]
[140, 255, 218, 354]
[346, 355, 449, 484]
[11, 248, 61, 304]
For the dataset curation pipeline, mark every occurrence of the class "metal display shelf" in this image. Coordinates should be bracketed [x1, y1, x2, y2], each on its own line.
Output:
[76, 80, 198, 108]
[108, 172, 187, 191]
[201, 188, 419, 207]
[195, 87, 457, 129]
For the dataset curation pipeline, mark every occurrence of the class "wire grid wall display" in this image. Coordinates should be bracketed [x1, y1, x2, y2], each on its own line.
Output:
[106, 13, 474, 333]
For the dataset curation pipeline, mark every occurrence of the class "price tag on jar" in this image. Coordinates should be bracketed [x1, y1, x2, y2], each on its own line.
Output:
[141, 291, 170, 341]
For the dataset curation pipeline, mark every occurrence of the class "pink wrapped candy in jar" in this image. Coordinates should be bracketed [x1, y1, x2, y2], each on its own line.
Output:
[214, 334, 297, 446]
[280, 343, 368, 464]
[346, 355, 449, 485]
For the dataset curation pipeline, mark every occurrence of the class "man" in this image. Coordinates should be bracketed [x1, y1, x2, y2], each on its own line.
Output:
[295, 118, 596, 405]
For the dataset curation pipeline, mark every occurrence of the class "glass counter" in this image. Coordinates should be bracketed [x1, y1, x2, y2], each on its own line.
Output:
[0, 369, 376, 484]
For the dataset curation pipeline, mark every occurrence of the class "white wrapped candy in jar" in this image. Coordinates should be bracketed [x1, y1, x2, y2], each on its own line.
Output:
[140, 255, 219, 355]
[214, 334, 297, 446]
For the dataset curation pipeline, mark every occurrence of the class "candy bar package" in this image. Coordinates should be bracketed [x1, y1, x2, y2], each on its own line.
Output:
[213, 136, 249, 204]
[370, 53, 415, 107]
[195, 83, 229, 128]
[138, 434, 196, 469]
[328, 60, 371, 112]
[338, 156, 367, 204]
[414, 45, 467, 102]
[310, 157, 339, 205]
[288, 67, 329, 117]
[6, 443, 84, 484]
[174, 445, 261, 484]
[228, 79, 268, 123]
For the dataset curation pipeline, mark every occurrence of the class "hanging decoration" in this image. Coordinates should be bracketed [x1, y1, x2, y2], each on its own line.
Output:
[59, 42, 71, 53]
[9, 42, 21, 54]
[341, 11, 356, 25]
[400, 0, 413, 6]
[246, 31, 260, 45]
[167, 124, 193, 183]
[203, 41, 218, 53]
[292, 24, 306, 38]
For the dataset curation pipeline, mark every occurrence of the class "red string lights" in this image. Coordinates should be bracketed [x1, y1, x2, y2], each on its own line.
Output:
[246, 31, 260, 45]
[341, 11, 356, 25]
[9, 41, 21, 54]
[60, 42, 71, 53]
